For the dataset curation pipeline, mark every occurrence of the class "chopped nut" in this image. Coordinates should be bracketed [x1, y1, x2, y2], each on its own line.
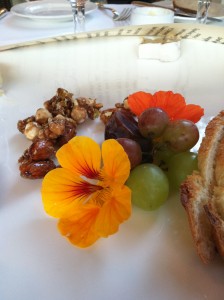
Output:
[35, 108, 52, 125]
[17, 88, 102, 179]
[44, 88, 74, 117]
[24, 122, 41, 140]
[48, 117, 65, 136]
[17, 116, 36, 133]
[76, 97, 103, 120]
[77, 97, 95, 106]
[123, 98, 130, 110]
[100, 108, 117, 125]
[54, 114, 65, 120]
[38, 126, 58, 140]
[115, 102, 125, 108]
[71, 106, 87, 124]
[57, 87, 73, 99]
[54, 114, 76, 126]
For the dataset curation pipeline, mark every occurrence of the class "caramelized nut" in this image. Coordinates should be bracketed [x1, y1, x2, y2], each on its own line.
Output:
[44, 88, 74, 117]
[71, 106, 87, 124]
[35, 108, 52, 124]
[19, 159, 56, 179]
[38, 126, 58, 140]
[28, 139, 55, 161]
[17, 88, 103, 179]
[24, 122, 41, 140]
[48, 117, 65, 136]
[76, 97, 103, 120]
[123, 98, 130, 109]
[100, 108, 116, 125]
[57, 120, 77, 147]
[17, 116, 35, 133]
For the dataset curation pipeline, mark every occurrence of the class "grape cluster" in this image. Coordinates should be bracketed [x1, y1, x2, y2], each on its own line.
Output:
[104, 107, 199, 211]
[138, 108, 199, 153]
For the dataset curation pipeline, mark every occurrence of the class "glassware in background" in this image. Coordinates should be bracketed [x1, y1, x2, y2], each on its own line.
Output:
[196, 0, 211, 23]
[69, 0, 86, 33]
[0, 0, 12, 10]
[90, 0, 107, 3]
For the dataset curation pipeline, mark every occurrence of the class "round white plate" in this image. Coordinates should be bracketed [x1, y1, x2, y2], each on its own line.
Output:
[174, 15, 224, 24]
[1, 27, 224, 300]
[11, 0, 97, 21]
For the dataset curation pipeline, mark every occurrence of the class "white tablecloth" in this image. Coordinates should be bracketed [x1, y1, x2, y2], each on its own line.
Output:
[0, 3, 133, 49]
[1, 1, 224, 51]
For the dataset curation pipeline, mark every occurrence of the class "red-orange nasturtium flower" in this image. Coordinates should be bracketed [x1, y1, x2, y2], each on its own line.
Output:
[127, 91, 204, 123]
[41, 136, 131, 248]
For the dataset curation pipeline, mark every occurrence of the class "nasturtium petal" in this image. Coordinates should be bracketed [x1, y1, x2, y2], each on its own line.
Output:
[56, 136, 101, 179]
[153, 91, 186, 119]
[95, 186, 132, 237]
[173, 104, 204, 123]
[101, 139, 131, 187]
[42, 168, 90, 218]
[127, 90, 204, 123]
[58, 204, 101, 248]
[127, 91, 154, 116]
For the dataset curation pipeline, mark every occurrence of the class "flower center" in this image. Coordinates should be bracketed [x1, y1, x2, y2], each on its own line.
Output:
[73, 180, 103, 199]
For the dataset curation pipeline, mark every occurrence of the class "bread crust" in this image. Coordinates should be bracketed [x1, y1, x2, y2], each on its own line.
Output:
[181, 172, 216, 264]
[205, 190, 224, 258]
[180, 111, 224, 263]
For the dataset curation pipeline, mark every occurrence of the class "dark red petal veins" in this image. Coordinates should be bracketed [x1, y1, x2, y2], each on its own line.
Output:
[77, 160, 100, 179]
[72, 180, 103, 199]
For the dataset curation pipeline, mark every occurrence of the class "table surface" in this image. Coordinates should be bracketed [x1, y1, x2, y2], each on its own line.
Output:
[0, 3, 132, 48]
[1, 1, 224, 50]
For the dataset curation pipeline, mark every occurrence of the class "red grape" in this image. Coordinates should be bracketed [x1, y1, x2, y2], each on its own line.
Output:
[117, 138, 142, 169]
[138, 108, 169, 139]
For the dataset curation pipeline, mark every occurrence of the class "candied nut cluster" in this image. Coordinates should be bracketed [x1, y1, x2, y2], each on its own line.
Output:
[18, 140, 56, 179]
[17, 88, 103, 179]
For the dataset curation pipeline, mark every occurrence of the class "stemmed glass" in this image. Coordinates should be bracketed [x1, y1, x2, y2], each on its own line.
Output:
[69, 0, 86, 33]
[196, 0, 211, 23]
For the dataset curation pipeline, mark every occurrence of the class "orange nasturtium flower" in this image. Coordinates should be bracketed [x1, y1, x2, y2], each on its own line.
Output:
[127, 91, 204, 123]
[41, 136, 131, 248]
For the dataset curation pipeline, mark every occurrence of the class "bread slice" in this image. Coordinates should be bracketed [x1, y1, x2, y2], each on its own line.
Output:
[180, 111, 224, 263]
[205, 187, 224, 258]
[181, 172, 215, 264]
[204, 136, 224, 258]
[198, 111, 224, 186]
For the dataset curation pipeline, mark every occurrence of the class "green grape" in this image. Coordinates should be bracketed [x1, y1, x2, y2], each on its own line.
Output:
[153, 143, 175, 171]
[116, 138, 142, 169]
[126, 163, 169, 211]
[162, 119, 199, 152]
[167, 151, 198, 191]
[138, 108, 169, 139]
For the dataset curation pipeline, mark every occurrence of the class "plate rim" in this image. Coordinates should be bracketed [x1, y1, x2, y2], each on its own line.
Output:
[10, 0, 97, 21]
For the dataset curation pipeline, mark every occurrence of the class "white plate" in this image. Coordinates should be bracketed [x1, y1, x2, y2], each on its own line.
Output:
[1, 30, 224, 300]
[174, 15, 196, 23]
[11, 0, 97, 21]
[174, 15, 224, 24]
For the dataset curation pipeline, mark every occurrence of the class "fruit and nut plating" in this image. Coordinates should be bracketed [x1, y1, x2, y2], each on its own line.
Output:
[17, 87, 200, 212]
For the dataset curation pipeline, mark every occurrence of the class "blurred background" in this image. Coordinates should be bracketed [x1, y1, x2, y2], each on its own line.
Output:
[0, 0, 224, 13]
